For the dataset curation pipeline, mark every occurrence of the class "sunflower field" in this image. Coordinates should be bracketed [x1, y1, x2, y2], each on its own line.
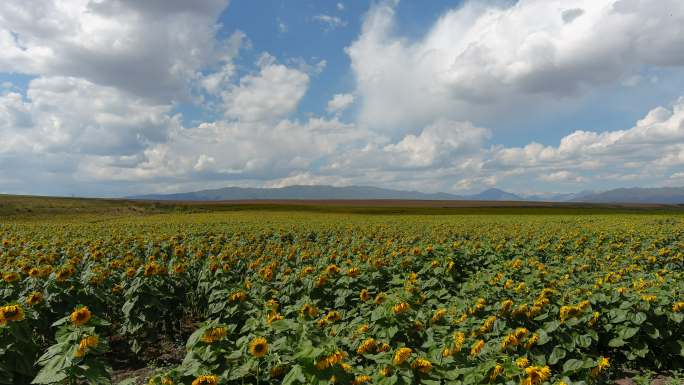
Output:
[1, 211, 683, 385]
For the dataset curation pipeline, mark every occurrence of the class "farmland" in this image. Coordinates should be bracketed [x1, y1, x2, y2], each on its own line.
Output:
[1, 197, 683, 385]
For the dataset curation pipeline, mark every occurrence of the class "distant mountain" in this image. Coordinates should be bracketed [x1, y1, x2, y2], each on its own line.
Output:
[126, 185, 684, 203]
[128, 185, 529, 201]
[522, 190, 596, 202]
[469, 188, 522, 201]
[571, 187, 684, 204]
[129, 185, 465, 201]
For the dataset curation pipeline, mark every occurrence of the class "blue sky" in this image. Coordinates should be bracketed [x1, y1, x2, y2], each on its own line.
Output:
[1, 0, 684, 197]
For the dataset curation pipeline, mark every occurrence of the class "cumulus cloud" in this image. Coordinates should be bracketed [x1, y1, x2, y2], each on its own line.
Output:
[326, 93, 355, 114]
[0, 0, 233, 102]
[487, 97, 684, 187]
[1, 77, 179, 156]
[382, 120, 490, 168]
[347, 0, 684, 131]
[77, 116, 368, 186]
[3, 0, 684, 196]
[222, 57, 310, 122]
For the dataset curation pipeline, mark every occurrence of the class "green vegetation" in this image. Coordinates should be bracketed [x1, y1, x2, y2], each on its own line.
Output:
[1, 196, 683, 384]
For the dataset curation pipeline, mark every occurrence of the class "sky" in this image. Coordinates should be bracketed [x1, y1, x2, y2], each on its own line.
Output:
[1, 0, 684, 197]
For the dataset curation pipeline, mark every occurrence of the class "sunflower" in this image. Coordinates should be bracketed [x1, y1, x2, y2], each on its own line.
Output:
[392, 347, 412, 365]
[521, 366, 551, 385]
[249, 337, 268, 358]
[229, 291, 247, 302]
[516, 357, 530, 368]
[27, 291, 44, 306]
[523, 333, 539, 349]
[453, 332, 466, 352]
[501, 334, 518, 350]
[356, 338, 376, 355]
[70, 306, 92, 326]
[470, 339, 485, 357]
[489, 364, 503, 381]
[3, 272, 20, 283]
[588, 311, 600, 326]
[201, 327, 228, 344]
[393, 302, 410, 314]
[672, 302, 684, 312]
[359, 289, 371, 302]
[191, 375, 219, 385]
[352, 375, 372, 385]
[0, 304, 25, 324]
[315, 351, 346, 370]
[411, 358, 432, 374]
[590, 356, 610, 377]
[431, 308, 447, 323]
[270, 365, 288, 378]
[479, 315, 496, 334]
[79, 335, 99, 350]
[301, 303, 318, 317]
[75, 335, 99, 357]
[377, 342, 391, 352]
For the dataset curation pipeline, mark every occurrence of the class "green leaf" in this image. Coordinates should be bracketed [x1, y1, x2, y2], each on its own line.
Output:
[630, 312, 647, 325]
[619, 326, 639, 340]
[563, 359, 584, 373]
[608, 337, 626, 347]
[577, 334, 592, 348]
[543, 320, 560, 333]
[378, 375, 398, 385]
[536, 329, 550, 346]
[282, 365, 306, 385]
[549, 346, 567, 365]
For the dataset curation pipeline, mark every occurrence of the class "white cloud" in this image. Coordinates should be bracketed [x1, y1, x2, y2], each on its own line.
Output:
[288, 57, 327, 76]
[347, 0, 684, 131]
[0, 0, 233, 102]
[78, 116, 367, 185]
[314, 14, 347, 30]
[539, 171, 585, 183]
[489, 97, 684, 184]
[337, 3, 345, 11]
[0, 76, 179, 157]
[382, 120, 490, 168]
[222, 59, 310, 122]
[3, 0, 684, 197]
[326, 93, 355, 114]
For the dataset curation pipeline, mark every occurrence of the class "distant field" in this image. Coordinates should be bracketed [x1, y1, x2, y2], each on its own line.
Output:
[2, 194, 684, 220]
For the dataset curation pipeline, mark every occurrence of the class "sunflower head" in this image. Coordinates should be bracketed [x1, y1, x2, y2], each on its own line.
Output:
[201, 327, 228, 344]
[523, 366, 551, 385]
[3, 272, 20, 283]
[27, 292, 44, 306]
[0, 304, 25, 323]
[191, 375, 218, 385]
[70, 306, 92, 326]
[393, 302, 410, 314]
[392, 347, 413, 365]
[411, 357, 433, 374]
[249, 337, 269, 358]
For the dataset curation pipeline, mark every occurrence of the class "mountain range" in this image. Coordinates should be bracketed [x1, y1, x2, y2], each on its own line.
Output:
[128, 185, 684, 204]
